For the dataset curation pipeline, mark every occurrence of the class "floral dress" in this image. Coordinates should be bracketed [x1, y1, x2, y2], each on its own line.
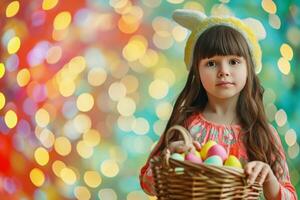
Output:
[139, 112, 298, 199]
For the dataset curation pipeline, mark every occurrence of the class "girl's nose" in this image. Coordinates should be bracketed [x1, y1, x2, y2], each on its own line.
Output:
[218, 71, 229, 77]
[217, 64, 230, 78]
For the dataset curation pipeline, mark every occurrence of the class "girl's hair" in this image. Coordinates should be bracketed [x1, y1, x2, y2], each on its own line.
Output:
[148, 25, 284, 179]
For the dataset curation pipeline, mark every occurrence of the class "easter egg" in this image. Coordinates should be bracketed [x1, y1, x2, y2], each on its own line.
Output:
[170, 153, 185, 172]
[206, 144, 228, 161]
[204, 155, 223, 166]
[185, 152, 202, 164]
[171, 153, 184, 161]
[200, 140, 217, 160]
[194, 151, 201, 158]
[224, 155, 242, 168]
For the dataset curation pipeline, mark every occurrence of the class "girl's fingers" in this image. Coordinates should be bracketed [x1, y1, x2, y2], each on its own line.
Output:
[169, 141, 191, 153]
[258, 165, 269, 185]
[175, 145, 190, 153]
[193, 141, 201, 151]
[248, 163, 263, 184]
[244, 161, 255, 175]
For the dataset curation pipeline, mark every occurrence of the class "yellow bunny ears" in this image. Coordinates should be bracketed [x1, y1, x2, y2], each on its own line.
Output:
[172, 9, 266, 73]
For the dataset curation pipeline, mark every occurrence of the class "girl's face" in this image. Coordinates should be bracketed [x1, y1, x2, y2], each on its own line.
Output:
[198, 55, 247, 100]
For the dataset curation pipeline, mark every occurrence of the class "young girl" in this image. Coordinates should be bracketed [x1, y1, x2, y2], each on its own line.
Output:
[139, 9, 298, 199]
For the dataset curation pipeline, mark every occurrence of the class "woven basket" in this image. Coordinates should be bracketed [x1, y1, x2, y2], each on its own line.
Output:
[150, 125, 263, 200]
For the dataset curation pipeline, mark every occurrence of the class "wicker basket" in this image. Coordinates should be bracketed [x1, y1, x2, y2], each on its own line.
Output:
[150, 125, 263, 200]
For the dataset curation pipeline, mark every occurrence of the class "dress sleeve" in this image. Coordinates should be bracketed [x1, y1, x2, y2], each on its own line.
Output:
[269, 125, 298, 200]
[139, 161, 156, 196]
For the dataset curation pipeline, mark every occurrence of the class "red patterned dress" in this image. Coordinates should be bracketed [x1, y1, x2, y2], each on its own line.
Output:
[139, 112, 298, 199]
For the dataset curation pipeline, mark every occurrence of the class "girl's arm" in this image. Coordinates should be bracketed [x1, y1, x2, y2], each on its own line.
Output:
[245, 125, 298, 200]
[269, 125, 298, 200]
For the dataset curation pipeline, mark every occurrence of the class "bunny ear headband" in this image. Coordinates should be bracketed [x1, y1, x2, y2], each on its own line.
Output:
[172, 9, 266, 73]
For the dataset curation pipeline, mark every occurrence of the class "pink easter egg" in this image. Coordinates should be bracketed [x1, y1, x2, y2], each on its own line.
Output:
[206, 144, 228, 161]
[185, 152, 202, 164]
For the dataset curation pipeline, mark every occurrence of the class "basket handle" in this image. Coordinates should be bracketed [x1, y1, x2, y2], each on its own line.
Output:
[163, 125, 193, 166]
[165, 125, 193, 148]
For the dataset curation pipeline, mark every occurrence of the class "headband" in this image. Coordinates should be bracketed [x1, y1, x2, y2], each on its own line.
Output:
[172, 9, 266, 73]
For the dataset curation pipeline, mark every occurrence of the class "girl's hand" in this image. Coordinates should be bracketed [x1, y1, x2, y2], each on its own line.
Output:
[244, 161, 275, 185]
[167, 140, 201, 154]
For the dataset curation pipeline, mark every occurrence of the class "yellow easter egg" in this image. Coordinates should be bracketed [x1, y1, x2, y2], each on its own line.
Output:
[200, 140, 217, 160]
[194, 151, 201, 158]
[224, 155, 242, 168]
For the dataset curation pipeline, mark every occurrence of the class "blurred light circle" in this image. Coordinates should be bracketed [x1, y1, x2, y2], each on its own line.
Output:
[34, 147, 49, 166]
[52, 160, 66, 177]
[268, 14, 281, 29]
[280, 43, 293, 61]
[60, 167, 77, 185]
[98, 188, 117, 200]
[153, 32, 174, 50]
[84, 171, 102, 188]
[39, 128, 55, 148]
[288, 143, 299, 159]
[35, 108, 50, 128]
[167, 0, 184, 4]
[54, 137, 72, 156]
[42, 0, 59, 10]
[100, 160, 119, 177]
[74, 186, 91, 200]
[58, 79, 76, 97]
[30, 168, 45, 187]
[108, 82, 127, 101]
[131, 117, 149, 135]
[261, 0, 277, 14]
[141, 0, 161, 8]
[275, 109, 287, 127]
[87, 68, 107, 86]
[117, 115, 134, 132]
[53, 11, 72, 30]
[0, 63, 6, 78]
[4, 110, 18, 128]
[117, 97, 136, 116]
[120, 75, 139, 94]
[154, 120, 166, 136]
[46, 46, 62, 64]
[184, 0, 205, 13]
[139, 49, 159, 68]
[122, 35, 147, 61]
[148, 79, 169, 99]
[172, 25, 188, 42]
[83, 129, 101, 147]
[73, 114, 92, 133]
[156, 102, 172, 120]
[6, 1, 20, 18]
[76, 140, 93, 159]
[285, 129, 297, 147]
[277, 57, 290, 75]
[7, 36, 21, 54]
[0, 92, 6, 110]
[76, 93, 94, 112]
[155, 67, 176, 86]
[17, 68, 31, 87]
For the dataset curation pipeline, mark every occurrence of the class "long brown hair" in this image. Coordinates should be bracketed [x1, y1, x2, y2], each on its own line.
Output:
[148, 25, 284, 178]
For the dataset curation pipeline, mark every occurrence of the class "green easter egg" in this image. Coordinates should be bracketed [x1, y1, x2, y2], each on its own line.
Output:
[171, 153, 184, 161]
[204, 155, 223, 166]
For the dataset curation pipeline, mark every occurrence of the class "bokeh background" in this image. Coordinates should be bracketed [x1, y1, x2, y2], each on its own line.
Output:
[0, 0, 299, 199]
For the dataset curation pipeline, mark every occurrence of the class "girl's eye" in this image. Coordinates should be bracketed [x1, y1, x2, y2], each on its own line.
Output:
[229, 59, 240, 65]
[207, 61, 216, 67]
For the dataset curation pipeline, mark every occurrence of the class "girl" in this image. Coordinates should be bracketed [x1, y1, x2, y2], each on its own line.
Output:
[139, 9, 297, 199]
